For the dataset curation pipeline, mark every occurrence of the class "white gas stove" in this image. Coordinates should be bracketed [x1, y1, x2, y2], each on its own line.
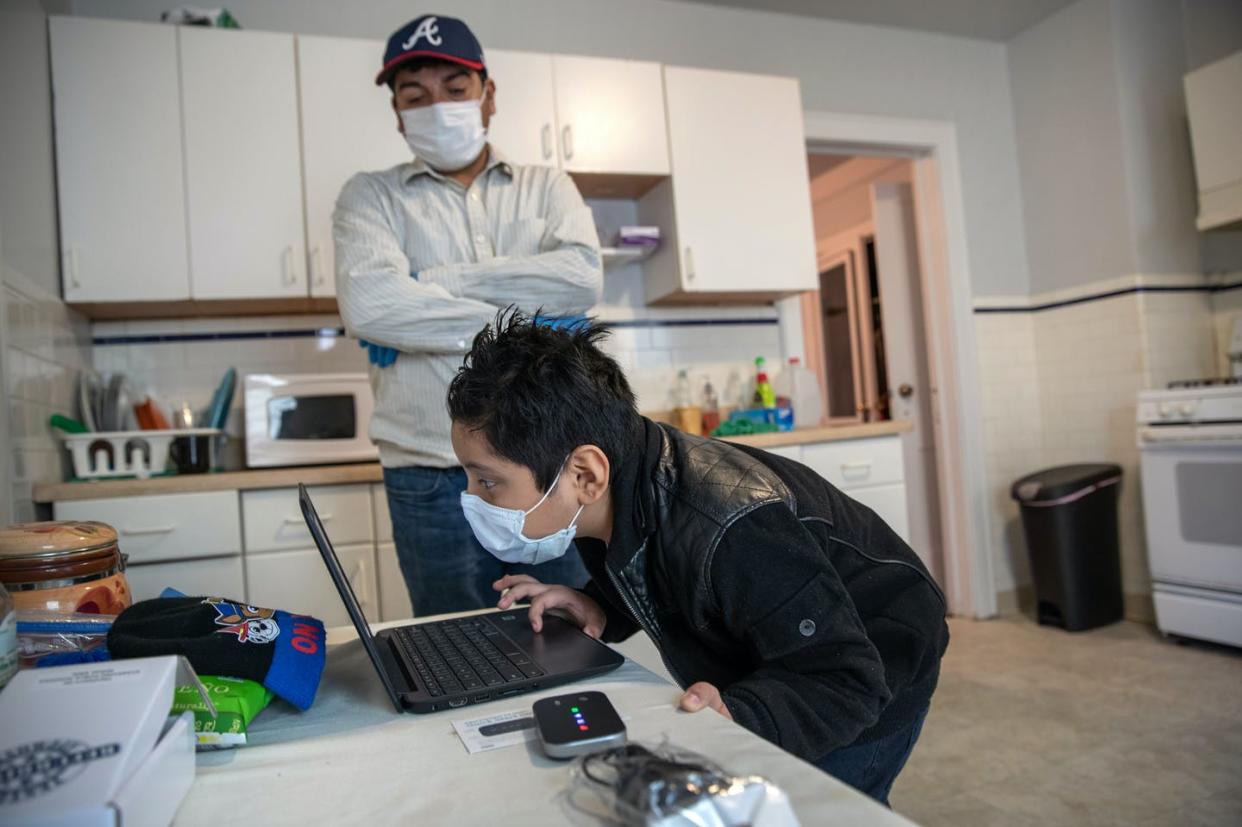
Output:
[1137, 379, 1242, 648]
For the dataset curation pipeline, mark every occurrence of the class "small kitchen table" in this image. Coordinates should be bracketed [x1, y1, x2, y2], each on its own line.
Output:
[174, 615, 917, 825]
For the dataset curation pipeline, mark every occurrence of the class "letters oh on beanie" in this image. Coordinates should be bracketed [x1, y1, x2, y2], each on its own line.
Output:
[107, 596, 327, 710]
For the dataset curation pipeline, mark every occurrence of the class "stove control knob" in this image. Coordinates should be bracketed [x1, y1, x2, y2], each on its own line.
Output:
[1158, 402, 1173, 418]
[1178, 402, 1196, 418]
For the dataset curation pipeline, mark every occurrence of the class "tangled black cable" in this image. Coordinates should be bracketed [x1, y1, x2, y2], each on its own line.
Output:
[578, 743, 735, 823]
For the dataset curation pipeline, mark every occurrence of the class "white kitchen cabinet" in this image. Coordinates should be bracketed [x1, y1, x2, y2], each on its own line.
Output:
[180, 26, 307, 299]
[845, 483, 911, 544]
[640, 66, 817, 304]
[54, 491, 241, 564]
[49, 17, 191, 302]
[372, 483, 393, 542]
[552, 56, 669, 175]
[800, 436, 905, 491]
[125, 556, 245, 604]
[1185, 51, 1242, 230]
[242, 484, 373, 553]
[485, 50, 560, 168]
[245, 543, 377, 628]
[298, 35, 411, 297]
[377, 541, 414, 621]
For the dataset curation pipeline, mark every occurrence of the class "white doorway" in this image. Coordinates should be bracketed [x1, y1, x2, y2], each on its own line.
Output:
[799, 155, 945, 585]
[779, 112, 995, 619]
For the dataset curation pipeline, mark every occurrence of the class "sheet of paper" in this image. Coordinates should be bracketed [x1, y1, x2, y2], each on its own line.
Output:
[451, 709, 537, 754]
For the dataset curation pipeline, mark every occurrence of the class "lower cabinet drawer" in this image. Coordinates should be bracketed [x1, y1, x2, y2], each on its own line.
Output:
[125, 556, 245, 603]
[244, 544, 377, 628]
[801, 436, 905, 490]
[242, 484, 374, 553]
[55, 491, 241, 564]
[377, 541, 413, 622]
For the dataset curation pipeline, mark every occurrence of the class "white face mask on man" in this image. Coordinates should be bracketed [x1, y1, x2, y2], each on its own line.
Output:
[400, 98, 487, 172]
[460, 460, 585, 566]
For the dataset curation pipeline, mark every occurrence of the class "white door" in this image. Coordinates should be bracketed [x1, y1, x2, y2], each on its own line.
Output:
[485, 50, 559, 168]
[49, 17, 190, 302]
[873, 182, 943, 582]
[180, 26, 307, 299]
[298, 35, 411, 297]
[245, 544, 378, 628]
[552, 56, 669, 175]
[661, 66, 817, 296]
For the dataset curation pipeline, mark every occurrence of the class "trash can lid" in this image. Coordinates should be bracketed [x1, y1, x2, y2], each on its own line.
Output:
[1011, 463, 1122, 503]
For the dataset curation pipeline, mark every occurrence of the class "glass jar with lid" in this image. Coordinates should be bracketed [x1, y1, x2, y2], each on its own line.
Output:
[0, 521, 132, 615]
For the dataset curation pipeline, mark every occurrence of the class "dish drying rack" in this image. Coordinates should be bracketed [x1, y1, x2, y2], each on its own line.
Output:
[61, 428, 222, 480]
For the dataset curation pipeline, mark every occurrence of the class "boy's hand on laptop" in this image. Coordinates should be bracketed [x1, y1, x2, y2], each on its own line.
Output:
[679, 682, 733, 721]
[493, 574, 606, 639]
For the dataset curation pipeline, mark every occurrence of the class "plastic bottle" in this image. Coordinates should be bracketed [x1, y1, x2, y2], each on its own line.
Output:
[673, 369, 702, 435]
[701, 376, 721, 435]
[773, 357, 824, 429]
[752, 357, 776, 409]
[0, 581, 17, 688]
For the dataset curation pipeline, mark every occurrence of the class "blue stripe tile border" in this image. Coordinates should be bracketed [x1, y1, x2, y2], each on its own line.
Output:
[92, 316, 779, 346]
[974, 280, 1242, 314]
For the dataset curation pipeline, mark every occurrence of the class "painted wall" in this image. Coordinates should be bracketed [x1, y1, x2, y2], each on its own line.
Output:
[0, 0, 92, 522]
[69, 0, 1032, 298]
[1007, 0, 1135, 294]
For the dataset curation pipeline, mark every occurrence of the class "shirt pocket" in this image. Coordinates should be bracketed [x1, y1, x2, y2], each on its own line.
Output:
[747, 573, 839, 661]
[493, 217, 547, 257]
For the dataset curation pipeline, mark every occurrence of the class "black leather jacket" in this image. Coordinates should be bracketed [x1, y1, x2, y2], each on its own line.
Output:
[577, 419, 949, 761]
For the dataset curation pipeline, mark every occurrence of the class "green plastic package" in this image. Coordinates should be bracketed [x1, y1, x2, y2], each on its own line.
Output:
[171, 675, 274, 749]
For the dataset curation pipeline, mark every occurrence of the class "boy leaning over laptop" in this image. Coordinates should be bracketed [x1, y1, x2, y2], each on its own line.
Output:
[445, 310, 949, 805]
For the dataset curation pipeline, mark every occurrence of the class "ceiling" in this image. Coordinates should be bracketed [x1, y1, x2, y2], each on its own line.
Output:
[679, 0, 1079, 41]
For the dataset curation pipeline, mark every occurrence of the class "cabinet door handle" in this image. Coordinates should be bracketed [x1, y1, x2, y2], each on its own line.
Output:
[562, 124, 574, 161]
[64, 246, 81, 290]
[349, 556, 370, 609]
[684, 246, 696, 282]
[310, 245, 324, 287]
[841, 460, 872, 480]
[284, 513, 331, 524]
[541, 123, 553, 160]
[120, 525, 176, 536]
[282, 246, 298, 286]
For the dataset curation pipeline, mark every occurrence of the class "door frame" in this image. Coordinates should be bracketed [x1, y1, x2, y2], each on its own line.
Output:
[792, 111, 996, 619]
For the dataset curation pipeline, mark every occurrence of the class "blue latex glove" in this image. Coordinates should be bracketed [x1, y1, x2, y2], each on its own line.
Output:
[359, 339, 398, 368]
[358, 271, 418, 368]
[534, 313, 589, 332]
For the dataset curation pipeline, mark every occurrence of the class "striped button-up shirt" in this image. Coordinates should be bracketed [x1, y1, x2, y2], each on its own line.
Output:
[333, 148, 602, 467]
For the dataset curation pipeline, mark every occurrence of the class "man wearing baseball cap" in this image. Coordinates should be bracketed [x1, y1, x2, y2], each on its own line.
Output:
[334, 14, 601, 615]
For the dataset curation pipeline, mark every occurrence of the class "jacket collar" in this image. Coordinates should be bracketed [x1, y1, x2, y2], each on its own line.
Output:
[602, 417, 663, 571]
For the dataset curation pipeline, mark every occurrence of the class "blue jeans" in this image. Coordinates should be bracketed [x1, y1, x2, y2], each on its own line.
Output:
[815, 705, 929, 806]
[384, 466, 589, 616]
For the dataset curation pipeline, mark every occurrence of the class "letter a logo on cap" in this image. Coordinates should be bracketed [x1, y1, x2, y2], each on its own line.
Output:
[402, 16, 442, 50]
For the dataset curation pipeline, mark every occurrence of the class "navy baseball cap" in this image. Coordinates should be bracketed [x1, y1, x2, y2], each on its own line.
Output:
[375, 14, 485, 86]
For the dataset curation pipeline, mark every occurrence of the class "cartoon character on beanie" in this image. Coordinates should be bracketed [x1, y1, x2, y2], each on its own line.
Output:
[204, 597, 276, 625]
[217, 616, 281, 644]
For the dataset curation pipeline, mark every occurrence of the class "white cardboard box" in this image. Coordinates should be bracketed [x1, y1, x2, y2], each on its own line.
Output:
[0, 656, 200, 826]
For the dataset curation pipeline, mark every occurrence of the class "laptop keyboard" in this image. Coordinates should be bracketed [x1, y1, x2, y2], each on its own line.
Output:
[393, 618, 546, 697]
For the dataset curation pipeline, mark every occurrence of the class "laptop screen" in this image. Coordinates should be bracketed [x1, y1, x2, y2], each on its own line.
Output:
[299, 483, 404, 712]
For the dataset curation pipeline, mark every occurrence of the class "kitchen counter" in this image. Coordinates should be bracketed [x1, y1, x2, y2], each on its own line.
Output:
[33, 420, 910, 502]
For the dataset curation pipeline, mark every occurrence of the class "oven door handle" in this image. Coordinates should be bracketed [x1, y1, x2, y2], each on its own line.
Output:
[1138, 426, 1242, 447]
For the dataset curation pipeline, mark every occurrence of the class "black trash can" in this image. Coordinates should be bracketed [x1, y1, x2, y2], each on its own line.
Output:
[1011, 464, 1123, 631]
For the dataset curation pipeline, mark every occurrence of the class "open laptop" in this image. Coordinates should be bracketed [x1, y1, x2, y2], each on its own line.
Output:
[299, 484, 624, 713]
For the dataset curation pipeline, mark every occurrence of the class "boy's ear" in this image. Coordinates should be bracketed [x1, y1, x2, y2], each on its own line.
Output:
[568, 445, 610, 505]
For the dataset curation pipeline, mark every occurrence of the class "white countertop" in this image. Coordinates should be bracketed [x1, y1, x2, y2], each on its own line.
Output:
[173, 615, 915, 825]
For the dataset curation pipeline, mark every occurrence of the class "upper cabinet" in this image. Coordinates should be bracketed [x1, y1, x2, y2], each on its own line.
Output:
[484, 50, 560, 168]
[297, 35, 410, 298]
[551, 56, 669, 175]
[50, 18, 191, 302]
[1185, 51, 1242, 231]
[639, 67, 817, 304]
[180, 27, 307, 300]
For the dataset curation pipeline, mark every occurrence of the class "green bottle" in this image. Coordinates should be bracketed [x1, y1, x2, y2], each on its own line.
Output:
[753, 356, 776, 409]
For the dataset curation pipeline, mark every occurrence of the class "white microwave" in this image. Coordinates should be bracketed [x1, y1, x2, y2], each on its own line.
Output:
[244, 373, 378, 468]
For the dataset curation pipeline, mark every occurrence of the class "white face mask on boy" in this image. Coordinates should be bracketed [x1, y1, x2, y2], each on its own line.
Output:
[400, 98, 487, 171]
[459, 460, 584, 566]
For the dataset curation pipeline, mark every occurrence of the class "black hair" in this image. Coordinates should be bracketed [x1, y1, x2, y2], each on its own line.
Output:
[386, 57, 488, 90]
[447, 309, 641, 491]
